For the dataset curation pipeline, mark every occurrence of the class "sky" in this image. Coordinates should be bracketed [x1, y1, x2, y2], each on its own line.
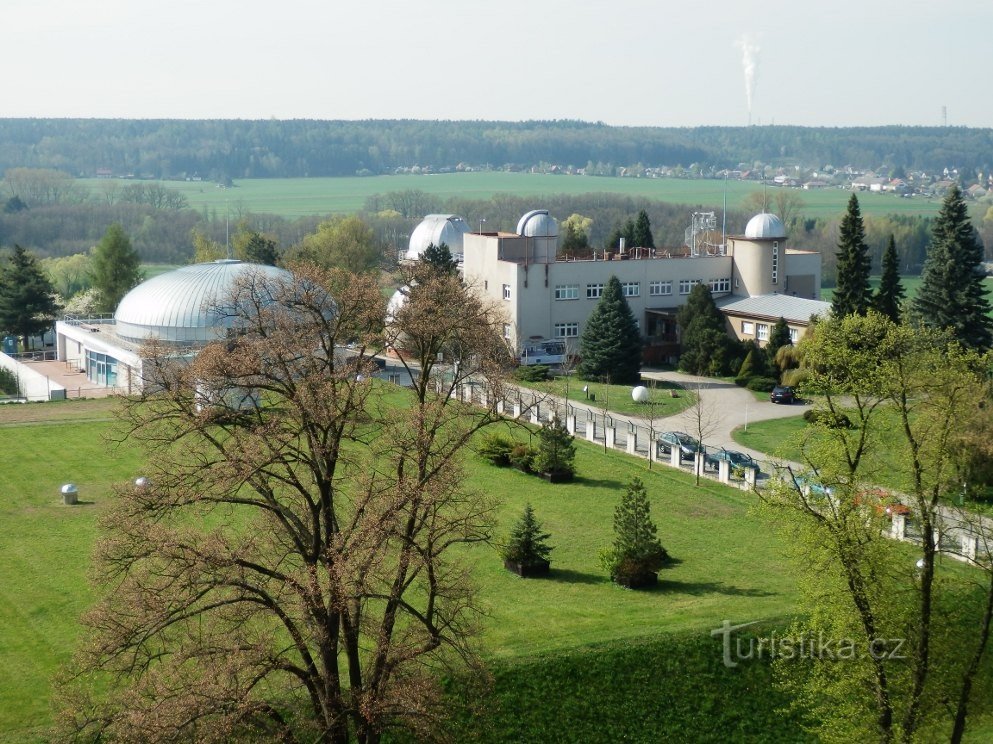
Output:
[2, 0, 990, 128]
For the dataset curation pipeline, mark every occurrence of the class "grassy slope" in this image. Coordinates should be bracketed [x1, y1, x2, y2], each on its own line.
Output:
[78, 174, 949, 220]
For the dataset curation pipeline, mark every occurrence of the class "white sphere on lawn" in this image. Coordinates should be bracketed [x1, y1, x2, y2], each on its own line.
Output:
[632, 386, 650, 403]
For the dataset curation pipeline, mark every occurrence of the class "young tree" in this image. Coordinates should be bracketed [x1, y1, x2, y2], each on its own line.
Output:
[90, 223, 142, 313]
[0, 244, 58, 350]
[58, 265, 514, 743]
[678, 383, 722, 485]
[632, 210, 655, 249]
[419, 241, 458, 275]
[578, 276, 642, 384]
[500, 503, 553, 570]
[831, 193, 872, 317]
[288, 215, 381, 273]
[531, 414, 576, 479]
[912, 185, 993, 350]
[872, 234, 905, 323]
[766, 316, 792, 370]
[600, 477, 668, 587]
[560, 221, 590, 254]
[677, 283, 738, 376]
[191, 226, 226, 263]
[233, 228, 280, 266]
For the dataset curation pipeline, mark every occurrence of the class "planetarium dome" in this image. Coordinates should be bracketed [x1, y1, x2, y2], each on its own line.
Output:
[744, 212, 787, 240]
[517, 209, 558, 238]
[114, 260, 291, 344]
[406, 214, 471, 260]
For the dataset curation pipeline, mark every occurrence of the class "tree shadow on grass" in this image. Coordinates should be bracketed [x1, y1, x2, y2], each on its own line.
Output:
[569, 475, 626, 491]
[659, 579, 776, 598]
[546, 568, 606, 585]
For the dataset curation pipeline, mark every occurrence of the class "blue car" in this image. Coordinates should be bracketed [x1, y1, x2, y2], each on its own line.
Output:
[657, 431, 702, 456]
[706, 448, 756, 470]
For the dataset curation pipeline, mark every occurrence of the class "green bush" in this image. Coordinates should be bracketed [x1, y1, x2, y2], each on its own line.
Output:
[0, 367, 18, 396]
[530, 415, 576, 479]
[802, 409, 852, 429]
[746, 376, 778, 393]
[509, 444, 534, 473]
[500, 503, 553, 565]
[478, 433, 516, 466]
[513, 364, 550, 382]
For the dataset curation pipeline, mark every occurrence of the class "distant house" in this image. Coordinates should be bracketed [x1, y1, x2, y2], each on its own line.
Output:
[967, 184, 987, 199]
[803, 180, 830, 190]
[95, 168, 113, 178]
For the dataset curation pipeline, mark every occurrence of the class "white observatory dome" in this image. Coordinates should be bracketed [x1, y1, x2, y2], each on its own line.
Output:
[517, 209, 559, 238]
[744, 213, 787, 240]
[406, 215, 471, 260]
[114, 260, 291, 344]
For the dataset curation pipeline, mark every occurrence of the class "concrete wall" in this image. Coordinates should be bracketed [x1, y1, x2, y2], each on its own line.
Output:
[0, 352, 66, 401]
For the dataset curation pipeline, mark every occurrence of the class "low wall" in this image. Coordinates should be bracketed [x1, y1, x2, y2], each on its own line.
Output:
[0, 352, 67, 402]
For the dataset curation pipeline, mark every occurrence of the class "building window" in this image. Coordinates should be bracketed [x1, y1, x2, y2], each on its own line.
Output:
[757, 323, 769, 342]
[587, 283, 604, 299]
[772, 243, 779, 285]
[503, 324, 512, 339]
[678, 279, 700, 295]
[554, 322, 579, 338]
[502, 284, 511, 300]
[789, 327, 799, 343]
[649, 280, 672, 296]
[621, 282, 640, 297]
[742, 321, 754, 335]
[554, 284, 579, 300]
[708, 278, 731, 293]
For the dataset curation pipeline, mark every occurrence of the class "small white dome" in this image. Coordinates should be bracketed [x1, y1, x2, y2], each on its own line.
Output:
[114, 260, 291, 344]
[744, 213, 787, 240]
[406, 215, 471, 260]
[517, 209, 558, 238]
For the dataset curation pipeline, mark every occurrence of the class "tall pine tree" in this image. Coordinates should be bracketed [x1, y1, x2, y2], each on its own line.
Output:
[676, 283, 738, 376]
[578, 275, 642, 384]
[831, 194, 872, 317]
[0, 244, 58, 351]
[91, 223, 143, 313]
[872, 234, 905, 323]
[633, 210, 655, 249]
[912, 185, 993, 349]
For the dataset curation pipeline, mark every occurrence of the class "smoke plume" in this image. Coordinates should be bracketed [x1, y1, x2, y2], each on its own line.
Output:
[735, 35, 760, 114]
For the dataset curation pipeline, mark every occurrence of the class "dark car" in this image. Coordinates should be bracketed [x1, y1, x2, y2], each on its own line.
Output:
[770, 385, 795, 404]
[657, 431, 702, 456]
[706, 448, 756, 471]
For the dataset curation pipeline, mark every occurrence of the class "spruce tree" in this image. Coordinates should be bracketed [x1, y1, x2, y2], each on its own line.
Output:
[831, 194, 872, 317]
[766, 317, 792, 359]
[912, 185, 993, 350]
[601, 477, 668, 584]
[531, 414, 576, 478]
[420, 242, 458, 275]
[872, 234, 905, 323]
[0, 244, 58, 351]
[633, 210, 655, 249]
[578, 275, 642, 384]
[676, 283, 736, 375]
[501, 503, 553, 567]
[90, 223, 143, 313]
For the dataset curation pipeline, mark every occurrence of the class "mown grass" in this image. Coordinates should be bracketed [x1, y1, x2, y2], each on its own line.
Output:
[78, 174, 949, 221]
[517, 376, 694, 419]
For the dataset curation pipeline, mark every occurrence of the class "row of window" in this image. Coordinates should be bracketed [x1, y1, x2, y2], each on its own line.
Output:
[551, 279, 731, 300]
[741, 321, 799, 344]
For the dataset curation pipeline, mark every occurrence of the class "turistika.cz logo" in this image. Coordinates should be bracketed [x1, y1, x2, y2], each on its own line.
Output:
[710, 620, 907, 668]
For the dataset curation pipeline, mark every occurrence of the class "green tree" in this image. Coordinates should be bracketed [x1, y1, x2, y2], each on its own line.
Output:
[560, 221, 590, 254]
[191, 226, 225, 263]
[831, 193, 872, 317]
[289, 216, 381, 273]
[632, 210, 655, 249]
[600, 477, 668, 585]
[0, 245, 59, 350]
[90, 223, 143, 313]
[578, 275, 642, 384]
[677, 283, 738, 376]
[40, 252, 92, 300]
[233, 227, 280, 266]
[735, 342, 769, 385]
[500, 503, 553, 567]
[531, 414, 576, 479]
[872, 234, 905, 323]
[912, 185, 993, 350]
[766, 316, 792, 362]
[419, 242, 458, 276]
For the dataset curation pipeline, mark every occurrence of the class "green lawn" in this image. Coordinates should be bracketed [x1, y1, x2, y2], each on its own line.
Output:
[518, 376, 694, 418]
[78, 174, 951, 221]
[0, 399, 796, 739]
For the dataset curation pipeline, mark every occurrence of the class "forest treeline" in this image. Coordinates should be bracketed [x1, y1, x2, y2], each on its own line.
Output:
[1, 119, 992, 179]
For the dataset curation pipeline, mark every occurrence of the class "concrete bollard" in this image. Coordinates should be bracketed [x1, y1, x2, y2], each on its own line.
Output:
[670, 446, 681, 468]
[962, 534, 978, 561]
[694, 452, 706, 478]
[890, 513, 906, 541]
[585, 419, 596, 442]
[605, 427, 616, 449]
[496, 399, 505, 415]
[530, 404, 541, 425]
[512, 401, 522, 419]
[626, 431, 638, 455]
[744, 467, 758, 487]
[566, 414, 577, 435]
[718, 459, 730, 484]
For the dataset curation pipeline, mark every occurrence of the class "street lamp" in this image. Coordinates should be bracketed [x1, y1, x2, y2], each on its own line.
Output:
[479, 217, 487, 234]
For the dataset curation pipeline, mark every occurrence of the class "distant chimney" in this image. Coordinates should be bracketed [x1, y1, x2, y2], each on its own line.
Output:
[619, 237, 626, 254]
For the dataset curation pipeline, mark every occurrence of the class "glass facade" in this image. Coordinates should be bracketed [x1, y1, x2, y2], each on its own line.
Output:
[86, 350, 119, 387]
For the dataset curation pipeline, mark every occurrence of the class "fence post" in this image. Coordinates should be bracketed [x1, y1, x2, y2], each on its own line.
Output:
[718, 459, 731, 484]
[890, 513, 906, 541]
[585, 418, 596, 442]
[605, 426, 616, 449]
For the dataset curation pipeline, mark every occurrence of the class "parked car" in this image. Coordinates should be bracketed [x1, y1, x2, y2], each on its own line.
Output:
[657, 431, 702, 455]
[770, 385, 795, 404]
[706, 448, 756, 471]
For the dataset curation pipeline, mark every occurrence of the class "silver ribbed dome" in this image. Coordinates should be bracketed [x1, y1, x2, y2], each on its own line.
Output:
[406, 215, 471, 260]
[114, 260, 291, 344]
[517, 209, 558, 238]
[744, 213, 787, 239]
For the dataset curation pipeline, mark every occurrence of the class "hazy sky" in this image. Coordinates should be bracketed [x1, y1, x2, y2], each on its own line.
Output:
[2, 0, 989, 127]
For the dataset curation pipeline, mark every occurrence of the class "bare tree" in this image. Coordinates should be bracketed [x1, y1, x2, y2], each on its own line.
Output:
[58, 263, 513, 743]
[677, 383, 722, 485]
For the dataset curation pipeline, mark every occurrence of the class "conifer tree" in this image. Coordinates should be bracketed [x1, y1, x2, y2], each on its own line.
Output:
[677, 283, 737, 376]
[872, 234, 905, 323]
[420, 242, 458, 276]
[501, 503, 553, 567]
[831, 194, 872, 317]
[90, 223, 143, 313]
[766, 317, 792, 359]
[633, 210, 655, 249]
[0, 244, 58, 351]
[578, 275, 642, 384]
[600, 477, 668, 584]
[531, 414, 576, 478]
[912, 185, 993, 350]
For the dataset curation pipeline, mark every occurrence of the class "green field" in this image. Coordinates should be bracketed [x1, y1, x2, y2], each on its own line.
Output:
[0, 399, 799, 740]
[78, 173, 950, 221]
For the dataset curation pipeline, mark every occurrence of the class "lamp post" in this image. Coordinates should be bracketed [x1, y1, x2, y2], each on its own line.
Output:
[479, 217, 486, 234]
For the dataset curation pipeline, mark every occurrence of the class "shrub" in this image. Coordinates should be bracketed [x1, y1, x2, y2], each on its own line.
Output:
[531, 415, 576, 479]
[746, 376, 778, 392]
[0, 367, 18, 396]
[803, 409, 853, 429]
[509, 444, 534, 472]
[478, 433, 516, 466]
[514, 364, 550, 382]
[500, 503, 553, 566]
